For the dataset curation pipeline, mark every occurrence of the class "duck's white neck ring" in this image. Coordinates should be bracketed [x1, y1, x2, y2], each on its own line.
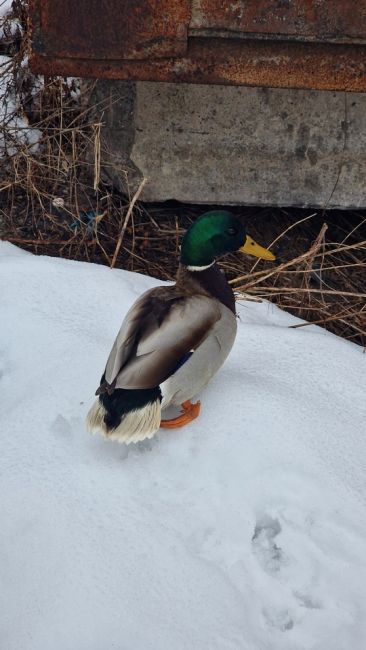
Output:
[186, 261, 215, 272]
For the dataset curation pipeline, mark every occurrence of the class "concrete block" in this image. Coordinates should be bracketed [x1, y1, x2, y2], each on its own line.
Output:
[93, 80, 366, 208]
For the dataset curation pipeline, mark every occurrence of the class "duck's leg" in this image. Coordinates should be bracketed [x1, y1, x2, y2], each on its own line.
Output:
[160, 400, 201, 429]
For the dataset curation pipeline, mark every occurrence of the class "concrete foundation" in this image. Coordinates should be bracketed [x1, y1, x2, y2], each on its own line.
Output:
[92, 80, 366, 208]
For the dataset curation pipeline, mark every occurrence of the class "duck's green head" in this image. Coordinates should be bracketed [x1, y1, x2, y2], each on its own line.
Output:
[180, 210, 275, 269]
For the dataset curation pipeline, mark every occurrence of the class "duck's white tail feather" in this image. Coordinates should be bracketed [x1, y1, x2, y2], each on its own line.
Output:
[86, 398, 161, 444]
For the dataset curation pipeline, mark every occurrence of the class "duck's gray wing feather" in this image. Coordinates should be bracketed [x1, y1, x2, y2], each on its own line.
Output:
[100, 287, 221, 392]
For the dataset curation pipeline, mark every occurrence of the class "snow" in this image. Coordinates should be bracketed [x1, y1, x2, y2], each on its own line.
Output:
[0, 5, 80, 158]
[0, 1, 21, 41]
[0, 1, 42, 155]
[0, 55, 42, 156]
[0, 0, 13, 20]
[1, 242, 366, 650]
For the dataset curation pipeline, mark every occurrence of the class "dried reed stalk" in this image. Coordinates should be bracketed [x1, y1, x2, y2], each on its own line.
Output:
[110, 178, 147, 269]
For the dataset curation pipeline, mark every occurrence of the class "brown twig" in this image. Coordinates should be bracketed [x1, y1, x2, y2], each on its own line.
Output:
[110, 178, 147, 269]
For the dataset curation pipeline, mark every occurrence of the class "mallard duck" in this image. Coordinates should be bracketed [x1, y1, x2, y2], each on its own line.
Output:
[86, 210, 275, 444]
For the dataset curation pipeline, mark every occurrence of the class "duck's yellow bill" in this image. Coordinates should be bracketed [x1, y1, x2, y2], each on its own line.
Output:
[239, 235, 276, 261]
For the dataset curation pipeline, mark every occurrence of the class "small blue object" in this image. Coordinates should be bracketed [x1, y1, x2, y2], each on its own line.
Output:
[70, 211, 99, 235]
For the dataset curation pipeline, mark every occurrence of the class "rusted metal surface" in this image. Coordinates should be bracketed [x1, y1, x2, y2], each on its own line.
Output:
[30, 0, 366, 92]
[190, 0, 366, 44]
[31, 38, 366, 93]
[30, 0, 191, 60]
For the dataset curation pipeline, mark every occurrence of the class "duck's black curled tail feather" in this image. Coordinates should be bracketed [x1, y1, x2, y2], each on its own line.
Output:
[99, 385, 162, 430]
[86, 375, 162, 444]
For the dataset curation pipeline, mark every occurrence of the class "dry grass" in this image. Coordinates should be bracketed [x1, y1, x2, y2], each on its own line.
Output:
[230, 216, 366, 344]
[0, 1, 365, 347]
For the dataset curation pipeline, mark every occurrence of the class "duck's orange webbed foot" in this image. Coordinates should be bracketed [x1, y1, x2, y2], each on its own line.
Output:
[160, 400, 201, 429]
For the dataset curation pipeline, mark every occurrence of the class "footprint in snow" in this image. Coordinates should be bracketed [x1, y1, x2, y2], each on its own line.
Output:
[262, 606, 295, 632]
[252, 512, 323, 633]
[0, 349, 10, 381]
[51, 414, 73, 437]
[252, 513, 284, 574]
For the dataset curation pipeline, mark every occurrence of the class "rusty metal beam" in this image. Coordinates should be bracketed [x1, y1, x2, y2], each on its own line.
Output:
[190, 0, 366, 44]
[30, 0, 191, 60]
[29, 0, 366, 92]
[30, 37, 366, 93]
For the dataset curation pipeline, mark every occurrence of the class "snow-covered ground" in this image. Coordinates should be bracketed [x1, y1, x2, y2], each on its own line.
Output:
[0, 53, 42, 157]
[0, 0, 42, 161]
[0, 0, 13, 21]
[1, 242, 365, 650]
[0, 2, 39, 156]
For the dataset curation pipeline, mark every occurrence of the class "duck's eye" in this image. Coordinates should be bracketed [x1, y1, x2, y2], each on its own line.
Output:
[227, 227, 237, 236]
